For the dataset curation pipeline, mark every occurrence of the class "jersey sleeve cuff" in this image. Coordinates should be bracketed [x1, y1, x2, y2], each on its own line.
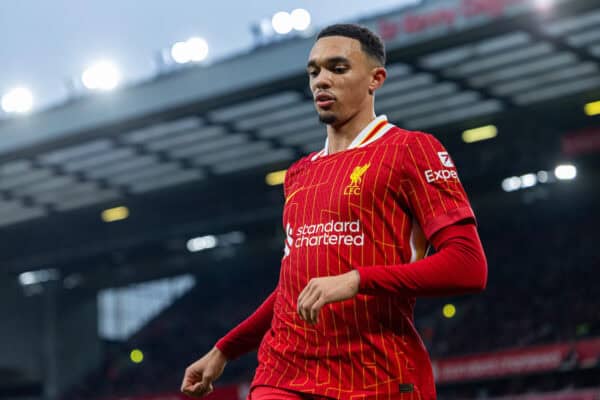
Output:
[422, 207, 476, 239]
[215, 337, 237, 360]
[356, 266, 379, 294]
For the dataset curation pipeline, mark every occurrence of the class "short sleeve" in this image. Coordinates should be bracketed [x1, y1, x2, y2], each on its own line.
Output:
[283, 157, 303, 199]
[399, 133, 475, 239]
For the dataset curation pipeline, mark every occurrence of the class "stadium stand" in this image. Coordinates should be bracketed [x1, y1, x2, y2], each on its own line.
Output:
[62, 201, 600, 400]
[1, 1, 599, 399]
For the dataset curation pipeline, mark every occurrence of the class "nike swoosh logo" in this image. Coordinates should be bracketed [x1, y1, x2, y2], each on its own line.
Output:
[285, 187, 304, 204]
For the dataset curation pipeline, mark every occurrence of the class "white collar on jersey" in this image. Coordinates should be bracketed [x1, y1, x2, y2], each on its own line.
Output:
[311, 115, 394, 161]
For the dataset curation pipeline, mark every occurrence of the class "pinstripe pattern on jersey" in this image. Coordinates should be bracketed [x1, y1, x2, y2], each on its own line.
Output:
[252, 124, 473, 400]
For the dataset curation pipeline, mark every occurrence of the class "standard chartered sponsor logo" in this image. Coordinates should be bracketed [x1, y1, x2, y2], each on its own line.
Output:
[284, 223, 293, 257]
[283, 220, 364, 256]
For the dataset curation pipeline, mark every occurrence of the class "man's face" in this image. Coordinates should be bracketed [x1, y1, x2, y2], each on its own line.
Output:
[307, 36, 377, 126]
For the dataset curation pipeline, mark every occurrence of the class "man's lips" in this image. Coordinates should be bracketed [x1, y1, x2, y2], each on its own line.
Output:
[317, 99, 335, 108]
[315, 93, 335, 108]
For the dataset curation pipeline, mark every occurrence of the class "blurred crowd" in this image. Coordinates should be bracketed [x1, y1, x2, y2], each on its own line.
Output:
[64, 202, 599, 400]
[419, 204, 600, 358]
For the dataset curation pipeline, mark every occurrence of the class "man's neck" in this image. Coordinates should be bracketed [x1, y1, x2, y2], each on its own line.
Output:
[326, 110, 377, 154]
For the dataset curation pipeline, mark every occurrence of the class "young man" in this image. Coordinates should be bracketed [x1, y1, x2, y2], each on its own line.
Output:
[181, 24, 487, 400]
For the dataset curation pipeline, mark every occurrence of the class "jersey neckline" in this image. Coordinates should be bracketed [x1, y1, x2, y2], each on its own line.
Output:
[311, 115, 394, 161]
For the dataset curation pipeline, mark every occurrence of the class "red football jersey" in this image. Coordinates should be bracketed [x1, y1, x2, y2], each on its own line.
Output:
[251, 116, 475, 399]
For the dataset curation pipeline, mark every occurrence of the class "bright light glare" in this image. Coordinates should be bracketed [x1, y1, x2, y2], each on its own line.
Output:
[584, 100, 600, 116]
[266, 169, 287, 186]
[520, 173, 537, 188]
[187, 37, 209, 62]
[171, 41, 190, 63]
[462, 125, 498, 143]
[291, 9, 311, 31]
[443, 304, 456, 318]
[171, 38, 209, 64]
[537, 170, 549, 183]
[18, 272, 36, 286]
[82, 61, 121, 91]
[554, 164, 577, 180]
[130, 349, 144, 364]
[272, 11, 293, 34]
[187, 235, 218, 252]
[502, 176, 521, 192]
[1, 87, 33, 113]
[101, 206, 129, 223]
[18, 268, 59, 286]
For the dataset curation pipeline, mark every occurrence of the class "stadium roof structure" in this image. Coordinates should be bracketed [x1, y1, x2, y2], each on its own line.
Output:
[1, 0, 599, 284]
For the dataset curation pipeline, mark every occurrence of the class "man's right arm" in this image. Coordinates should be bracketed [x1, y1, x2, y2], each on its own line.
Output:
[215, 288, 277, 360]
[181, 289, 277, 397]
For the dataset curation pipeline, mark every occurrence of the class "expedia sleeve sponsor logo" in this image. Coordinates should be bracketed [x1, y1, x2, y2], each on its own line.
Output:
[424, 169, 459, 183]
[437, 151, 454, 167]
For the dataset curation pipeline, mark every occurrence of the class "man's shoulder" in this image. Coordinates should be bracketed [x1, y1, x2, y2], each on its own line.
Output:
[285, 152, 316, 180]
[383, 125, 437, 145]
[291, 152, 317, 169]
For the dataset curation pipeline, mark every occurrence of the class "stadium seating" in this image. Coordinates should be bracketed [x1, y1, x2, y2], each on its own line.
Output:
[63, 204, 599, 400]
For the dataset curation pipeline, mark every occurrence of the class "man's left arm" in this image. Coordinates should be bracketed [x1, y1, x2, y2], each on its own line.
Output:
[359, 131, 487, 296]
[297, 220, 487, 323]
[297, 132, 487, 323]
[356, 219, 487, 296]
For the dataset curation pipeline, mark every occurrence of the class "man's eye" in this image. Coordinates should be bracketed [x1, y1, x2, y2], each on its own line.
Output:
[308, 70, 318, 77]
[334, 66, 347, 73]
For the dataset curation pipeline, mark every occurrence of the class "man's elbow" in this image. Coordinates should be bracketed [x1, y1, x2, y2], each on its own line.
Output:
[469, 256, 488, 292]
[454, 252, 487, 294]
[461, 232, 488, 293]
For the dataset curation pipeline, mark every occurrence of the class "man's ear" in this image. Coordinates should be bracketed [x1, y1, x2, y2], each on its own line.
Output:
[368, 66, 387, 95]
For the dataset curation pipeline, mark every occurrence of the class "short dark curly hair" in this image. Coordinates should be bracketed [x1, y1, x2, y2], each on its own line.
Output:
[317, 24, 386, 66]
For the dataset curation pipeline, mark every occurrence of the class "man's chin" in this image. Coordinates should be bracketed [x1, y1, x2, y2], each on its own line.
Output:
[318, 112, 337, 125]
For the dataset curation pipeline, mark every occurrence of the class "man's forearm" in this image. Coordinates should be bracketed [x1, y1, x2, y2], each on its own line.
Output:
[356, 222, 487, 297]
[215, 288, 277, 360]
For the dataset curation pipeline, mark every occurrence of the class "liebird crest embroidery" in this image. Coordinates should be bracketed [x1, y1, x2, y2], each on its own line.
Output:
[344, 163, 371, 195]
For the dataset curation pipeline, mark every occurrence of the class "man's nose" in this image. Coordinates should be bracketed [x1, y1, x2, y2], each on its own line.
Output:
[313, 71, 333, 90]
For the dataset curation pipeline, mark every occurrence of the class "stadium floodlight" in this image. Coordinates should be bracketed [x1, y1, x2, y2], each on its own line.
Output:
[187, 37, 209, 62]
[501, 176, 521, 192]
[187, 235, 218, 252]
[272, 11, 293, 34]
[130, 349, 144, 364]
[584, 100, 600, 116]
[520, 173, 537, 188]
[101, 206, 129, 223]
[171, 41, 191, 64]
[537, 170, 549, 183]
[554, 164, 577, 180]
[291, 9, 311, 31]
[18, 268, 60, 286]
[82, 61, 121, 91]
[462, 125, 497, 143]
[442, 304, 456, 318]
[1, 87, 33, 113]
[265, 169, 287, 186]
[170, 37, 209, 64]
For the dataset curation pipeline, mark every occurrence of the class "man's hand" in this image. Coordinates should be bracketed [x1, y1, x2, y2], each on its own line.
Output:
[297, 270, 360, 324]
[180, 346, 227, 397]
